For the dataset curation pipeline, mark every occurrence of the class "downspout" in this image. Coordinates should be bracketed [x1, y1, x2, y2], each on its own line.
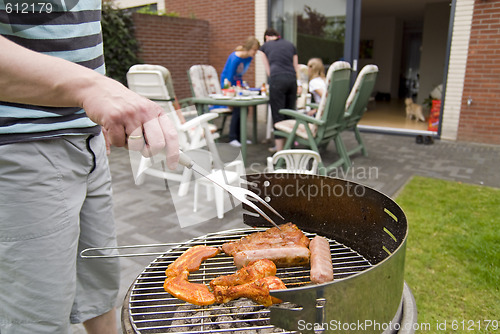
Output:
[438, 0, 457, 138]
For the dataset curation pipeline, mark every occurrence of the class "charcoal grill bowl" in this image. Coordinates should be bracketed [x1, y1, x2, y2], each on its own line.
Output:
[242, 173, 408, 334]
[121, 173, 410, 334]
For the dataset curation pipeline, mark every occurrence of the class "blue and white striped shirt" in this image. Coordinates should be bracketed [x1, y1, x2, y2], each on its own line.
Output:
[0, 0, 103, 144]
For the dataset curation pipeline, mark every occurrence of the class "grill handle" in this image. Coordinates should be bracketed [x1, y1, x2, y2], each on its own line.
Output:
[79, 242, 184, 259]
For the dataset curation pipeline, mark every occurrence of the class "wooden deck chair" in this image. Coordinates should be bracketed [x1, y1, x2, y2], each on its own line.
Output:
[187, 65, 232, 134]
[340, 64, 379, 159]
[273, 61, 352, 174]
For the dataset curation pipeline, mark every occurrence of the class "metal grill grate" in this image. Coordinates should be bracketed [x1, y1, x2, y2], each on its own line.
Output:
[127, 228, 373, 334]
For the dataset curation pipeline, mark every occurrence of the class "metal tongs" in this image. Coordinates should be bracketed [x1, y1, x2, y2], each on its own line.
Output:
[80, 151, 285, 260]
[178, 151, 284, 229]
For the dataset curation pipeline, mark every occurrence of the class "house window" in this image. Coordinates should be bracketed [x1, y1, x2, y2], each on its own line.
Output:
[270, 0, 347, 65]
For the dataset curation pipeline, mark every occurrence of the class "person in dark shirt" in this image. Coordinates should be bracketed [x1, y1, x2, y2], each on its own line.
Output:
[260, 28, 299, 152]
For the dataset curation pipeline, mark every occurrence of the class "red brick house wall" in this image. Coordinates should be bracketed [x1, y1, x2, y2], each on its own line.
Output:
[163, 0, 257, 88]
[458, 0, 500, 144]
[131, 13, 209, 99]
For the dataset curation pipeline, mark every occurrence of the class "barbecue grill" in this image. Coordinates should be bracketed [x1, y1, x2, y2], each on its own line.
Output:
[121, 173, 417, 334]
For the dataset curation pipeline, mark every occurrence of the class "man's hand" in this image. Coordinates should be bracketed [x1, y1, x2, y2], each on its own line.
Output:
[81, 77, 179, 170]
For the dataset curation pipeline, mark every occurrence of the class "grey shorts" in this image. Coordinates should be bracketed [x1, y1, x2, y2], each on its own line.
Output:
[0, 134, 120, 334]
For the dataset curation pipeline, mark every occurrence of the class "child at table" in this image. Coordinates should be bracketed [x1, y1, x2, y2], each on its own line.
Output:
[306, 58, 327, 116]
[220, 36, 260, 147]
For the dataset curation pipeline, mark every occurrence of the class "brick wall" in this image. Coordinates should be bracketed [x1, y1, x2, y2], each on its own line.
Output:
[164, 0, 257, 87]
[458, 0, 500, 144]
[131, 13, 209, 99]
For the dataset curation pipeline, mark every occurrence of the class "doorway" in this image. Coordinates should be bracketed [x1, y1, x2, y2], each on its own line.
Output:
[357, 0, 451, 135]
[266, 0, 451, 135]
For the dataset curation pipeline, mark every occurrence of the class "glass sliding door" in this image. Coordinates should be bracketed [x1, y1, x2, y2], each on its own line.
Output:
[269, 0, 351, 67]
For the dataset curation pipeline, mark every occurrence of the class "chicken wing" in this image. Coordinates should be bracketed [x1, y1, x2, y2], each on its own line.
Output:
[166, 245, 220, 277]
[210, 259, 276, 289]
[164, 270, 215, 306]
[212, 276, 286, 307]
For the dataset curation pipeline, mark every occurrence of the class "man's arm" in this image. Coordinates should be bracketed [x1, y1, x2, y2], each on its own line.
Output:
[259, 51, 270, 77]
[293, 54, 299, 75]
[0, 36, 178, 168]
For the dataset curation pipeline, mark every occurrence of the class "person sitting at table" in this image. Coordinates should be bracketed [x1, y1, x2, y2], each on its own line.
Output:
[306, 57, 327, 116]
[220, 36, 260, 147]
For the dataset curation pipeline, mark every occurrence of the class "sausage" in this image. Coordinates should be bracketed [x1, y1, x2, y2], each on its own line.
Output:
[233, 247, 310, 269]
[309, 236, 334, 284]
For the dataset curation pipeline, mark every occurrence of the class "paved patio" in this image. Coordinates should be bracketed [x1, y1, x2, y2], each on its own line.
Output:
[72, 125, 500, 333]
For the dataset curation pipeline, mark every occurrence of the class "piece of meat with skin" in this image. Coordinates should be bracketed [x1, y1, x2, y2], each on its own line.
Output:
[210, 259, 277, 289]
[212, 276, 286, 306]
[164, 270, 215, 306]
[166, 245, 220, 277]
[309, 235, 334, 284]
[233, 246, 310, 269]
[221, 223, 310, 256]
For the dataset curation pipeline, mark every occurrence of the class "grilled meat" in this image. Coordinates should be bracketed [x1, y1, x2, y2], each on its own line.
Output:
[309, 235, 334, 283]
[221, 223, 310, 256]
[163, 270, 215, 306]
[212, 276, 286, 307]
[221, 223, 310, 268]
[166, 245, 220, 277]
[210, 259, 276, 289]
[233, 247, 310, 269]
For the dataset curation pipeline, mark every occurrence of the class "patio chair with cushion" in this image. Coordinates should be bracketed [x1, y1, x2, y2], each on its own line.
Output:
[187, 64, 232, 134]
[126, 64, 220, 150]
[273, 61, 353, 174]
[340, 64, 379, 159]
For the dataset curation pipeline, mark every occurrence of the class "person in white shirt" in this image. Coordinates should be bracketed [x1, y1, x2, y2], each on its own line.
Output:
[307, 58, 327, 116]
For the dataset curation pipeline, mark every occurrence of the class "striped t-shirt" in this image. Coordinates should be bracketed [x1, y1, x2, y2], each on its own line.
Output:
[0, 0, 104, 144]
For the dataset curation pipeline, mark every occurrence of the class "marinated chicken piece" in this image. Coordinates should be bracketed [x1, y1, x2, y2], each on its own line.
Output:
[309, 235, 334, 284]
[210, 259, 276, 288]
[221, 223, 310, 256]
[166, 245, 220, 277]
[164, 270, 215, 306]
[212, 276, 286, 307]
[233, 247, 310, 269]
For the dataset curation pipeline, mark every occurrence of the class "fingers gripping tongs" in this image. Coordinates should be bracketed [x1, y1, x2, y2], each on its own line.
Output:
[178, 151, 284, 229]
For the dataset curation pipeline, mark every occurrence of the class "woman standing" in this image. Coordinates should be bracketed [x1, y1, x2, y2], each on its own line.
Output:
[220, 36, 260, 147]
[260, 28, 299, 152]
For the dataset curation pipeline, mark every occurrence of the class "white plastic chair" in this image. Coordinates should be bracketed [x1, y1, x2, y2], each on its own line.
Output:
[126, 64, 219, 148]
[266, 149, 321, 175]
[190, 149, 245, 219]
[126, 64, 221, 196]
[132, 111, 221, 196]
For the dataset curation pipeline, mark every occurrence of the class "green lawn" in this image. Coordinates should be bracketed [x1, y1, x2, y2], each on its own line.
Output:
[395, 176, 500, 333]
